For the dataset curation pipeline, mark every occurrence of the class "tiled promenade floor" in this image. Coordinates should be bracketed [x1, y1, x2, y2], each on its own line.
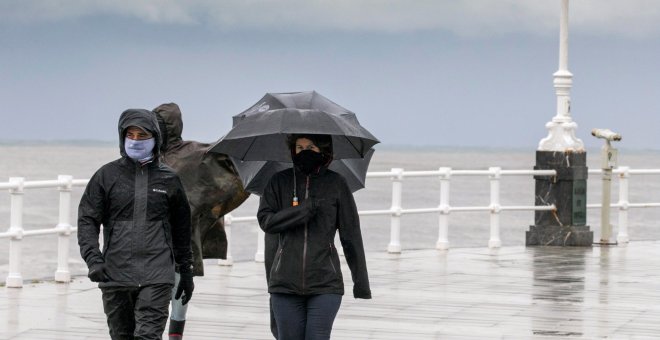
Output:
[2, 241, 660, 339]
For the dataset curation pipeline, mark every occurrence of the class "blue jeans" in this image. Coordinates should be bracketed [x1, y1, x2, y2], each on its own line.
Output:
[270, 293, 342, 340]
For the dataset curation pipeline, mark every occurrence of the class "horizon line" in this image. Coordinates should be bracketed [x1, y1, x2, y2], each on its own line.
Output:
[1, 139, 659, 153]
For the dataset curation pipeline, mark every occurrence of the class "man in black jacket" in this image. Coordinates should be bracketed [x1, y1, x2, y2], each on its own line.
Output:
[78, 109, 194, 340]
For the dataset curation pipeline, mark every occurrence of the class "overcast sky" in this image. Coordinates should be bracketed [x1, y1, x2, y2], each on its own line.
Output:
[2, 0, 659, 149]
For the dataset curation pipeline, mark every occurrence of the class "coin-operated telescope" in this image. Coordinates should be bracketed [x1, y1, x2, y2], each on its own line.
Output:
[591, 128, 622, 245]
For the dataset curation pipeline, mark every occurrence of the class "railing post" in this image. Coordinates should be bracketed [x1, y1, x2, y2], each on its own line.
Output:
[436, 167, 451, 250]
[54, 175, 73, 283]
[218, 215, 233, 266]
[387, 168, 403, 253]
[6, 177, 25, 288]
[488, 167, 502, 248]
[255, 226, 265, 263]
[617, 166, 630, 243]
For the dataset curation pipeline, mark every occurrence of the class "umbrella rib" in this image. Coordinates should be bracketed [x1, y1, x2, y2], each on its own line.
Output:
[240, 136, 259, 160]
[308, 111, 366, 158]
[341, 135, 363, 158]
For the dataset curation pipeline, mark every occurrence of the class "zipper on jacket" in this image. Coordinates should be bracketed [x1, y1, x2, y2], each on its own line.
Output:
[329, 243, 337, 274]
[102, 227, 114, 260]
[302, 175, 310, 293]
[133, 161, 149, 287]
[275, 234, 285, 273]
[162, 222, 175, 264]
[274, 248, 283, 272]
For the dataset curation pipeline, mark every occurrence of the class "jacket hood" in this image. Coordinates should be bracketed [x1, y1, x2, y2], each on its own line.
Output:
[152, 103, 183, 149]
[118, 108, 162, 158]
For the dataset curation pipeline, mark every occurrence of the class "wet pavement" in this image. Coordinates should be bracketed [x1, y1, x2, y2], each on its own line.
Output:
[2, 241, 660, 339]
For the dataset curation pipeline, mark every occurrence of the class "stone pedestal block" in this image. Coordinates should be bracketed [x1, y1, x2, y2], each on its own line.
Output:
[526, 225, 593, 246]
[526, 151, 593, 246]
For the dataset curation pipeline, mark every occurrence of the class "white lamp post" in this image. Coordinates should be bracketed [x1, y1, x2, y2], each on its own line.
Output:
[538, 0, 584, 152]
[526, 0, 592, 247]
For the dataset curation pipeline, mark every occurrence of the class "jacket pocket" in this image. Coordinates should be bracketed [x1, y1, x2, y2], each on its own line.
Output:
[328, 243, 337, 274]
[162, 220, 175, 265]
[103, 220, 134, 282]
[274, 248, 284, 273]
[101, 223, 114, 259]
[141, 220, 175, 283]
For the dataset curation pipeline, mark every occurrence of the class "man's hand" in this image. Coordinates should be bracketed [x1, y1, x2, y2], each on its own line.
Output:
[175, 270, 195, 305]
[88, 262, 110, 282]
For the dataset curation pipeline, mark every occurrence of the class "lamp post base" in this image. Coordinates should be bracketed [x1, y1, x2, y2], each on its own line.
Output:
[526, 151, 593, 247]
[526, 225, 593, 246]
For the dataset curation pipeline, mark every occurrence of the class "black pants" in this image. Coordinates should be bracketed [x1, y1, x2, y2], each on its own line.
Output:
[271, 293, 342, 340]
[101, 284, 173, 340]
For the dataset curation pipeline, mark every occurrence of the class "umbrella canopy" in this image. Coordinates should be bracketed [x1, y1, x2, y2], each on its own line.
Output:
[231, 148, 374, 196]
[210, 91, 379, 162]
[232, 91, 356, 126]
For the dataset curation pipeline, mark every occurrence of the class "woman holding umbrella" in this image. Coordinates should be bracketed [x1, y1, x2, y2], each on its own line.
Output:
[257, 133, 372, 340]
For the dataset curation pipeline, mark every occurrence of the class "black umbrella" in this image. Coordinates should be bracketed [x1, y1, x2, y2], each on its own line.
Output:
[231, 148, 374, 196]
[210, 91, 379, 162]
[231, 91, 356, 126]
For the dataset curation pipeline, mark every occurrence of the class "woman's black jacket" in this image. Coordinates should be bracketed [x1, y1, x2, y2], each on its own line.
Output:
[258, 167, 371, 299]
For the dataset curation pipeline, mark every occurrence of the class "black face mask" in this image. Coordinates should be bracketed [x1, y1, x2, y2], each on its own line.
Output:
[293, 150, 325, 174]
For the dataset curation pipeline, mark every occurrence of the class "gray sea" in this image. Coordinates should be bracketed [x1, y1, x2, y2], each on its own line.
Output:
[3, 143, 660, 282]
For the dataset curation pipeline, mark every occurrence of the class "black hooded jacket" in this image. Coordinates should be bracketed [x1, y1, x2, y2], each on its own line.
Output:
[258, 166, 371, 299]
[77, 109, 193, 287]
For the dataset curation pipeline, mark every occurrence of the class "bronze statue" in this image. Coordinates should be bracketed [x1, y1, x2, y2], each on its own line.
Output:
[153, 103, 249, 339]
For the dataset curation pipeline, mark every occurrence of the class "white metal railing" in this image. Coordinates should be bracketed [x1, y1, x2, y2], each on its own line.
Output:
[0, 176, 88, 288]
[584, 167, 660, 243]
[3, 166, 660, 287]
[224, 167, 557, 264]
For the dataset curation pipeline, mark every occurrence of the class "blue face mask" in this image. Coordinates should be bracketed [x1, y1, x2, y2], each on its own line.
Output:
[124, 137, 155, 162]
